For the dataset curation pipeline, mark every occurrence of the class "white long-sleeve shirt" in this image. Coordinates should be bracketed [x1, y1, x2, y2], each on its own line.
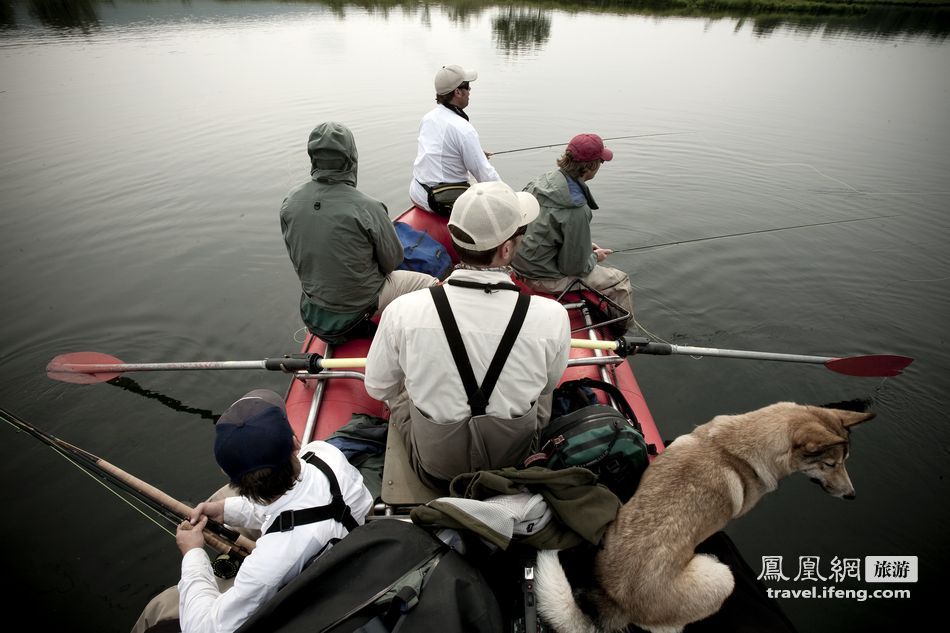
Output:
[409, 105, 500, 211]
[178, 441, 373, 633]
[365, 269, 570, 422]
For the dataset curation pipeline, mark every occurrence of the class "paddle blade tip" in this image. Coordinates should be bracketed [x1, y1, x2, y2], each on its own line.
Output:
[825, 355, 914, 377]
[46, 352, 123, 384]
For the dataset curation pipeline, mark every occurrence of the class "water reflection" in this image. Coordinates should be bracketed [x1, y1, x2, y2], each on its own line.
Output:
[736, 7, 950, 39]
[107, 377, 220, 423]
[26, 0, 100, 31]
[492, 5, 550, 53]
[2, 0, 947, 41]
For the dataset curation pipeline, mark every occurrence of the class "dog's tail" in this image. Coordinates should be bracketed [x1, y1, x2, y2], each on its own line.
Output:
[535, 549, 601, 633]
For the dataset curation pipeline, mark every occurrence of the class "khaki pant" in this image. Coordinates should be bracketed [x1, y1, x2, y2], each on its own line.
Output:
[519, 265, 634, 324]
[375, 270, 440, 316]
[130, 485, 258, 633]
[388, 388, 553, 488]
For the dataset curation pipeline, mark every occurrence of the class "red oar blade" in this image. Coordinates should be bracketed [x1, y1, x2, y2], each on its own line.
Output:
[824, 355, 914, 377]
[46, 352, 124, 384]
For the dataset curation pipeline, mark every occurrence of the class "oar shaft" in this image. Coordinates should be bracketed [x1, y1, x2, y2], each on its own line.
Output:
[60, 360, 267, 373]
[569, 337, 912, 377]
[57, 357, 367, 375]
[572, 338, 831, 363]
[570, 338, 619, 351]
[663, 344, 833, 365]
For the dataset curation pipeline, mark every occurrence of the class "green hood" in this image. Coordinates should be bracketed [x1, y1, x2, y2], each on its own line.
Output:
[308, 121, 358, 186]
[525, 170, 582, 209]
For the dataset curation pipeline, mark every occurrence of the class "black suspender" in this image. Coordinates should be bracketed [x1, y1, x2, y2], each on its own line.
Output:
[264, 452, 359, 535]
[429, 283, 530, 417]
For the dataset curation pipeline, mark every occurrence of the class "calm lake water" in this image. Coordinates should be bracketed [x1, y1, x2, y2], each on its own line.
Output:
[1, 1, 948, 631]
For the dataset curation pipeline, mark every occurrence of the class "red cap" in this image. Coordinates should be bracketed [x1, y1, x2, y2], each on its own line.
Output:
[567, 133, 613, 162]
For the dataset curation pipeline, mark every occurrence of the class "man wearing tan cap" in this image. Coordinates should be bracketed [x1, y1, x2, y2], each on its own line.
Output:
[409, 64, 501, 216]
[366, 181, 570, 487]
[512, 133, 634, 326]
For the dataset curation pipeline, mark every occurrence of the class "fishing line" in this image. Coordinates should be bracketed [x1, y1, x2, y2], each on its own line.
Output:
[904, 275, 950, 283]
[762, 162, 860, 193]
[850, 191, 950, 197]
[492, 131, 696, 156]
[691, 136, 863, 193]
[58, 448, 178, 538]
[613, 215, 897, 254]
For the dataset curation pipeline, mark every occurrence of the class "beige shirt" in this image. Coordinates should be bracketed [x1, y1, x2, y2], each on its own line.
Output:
[365, 268, 570, 422]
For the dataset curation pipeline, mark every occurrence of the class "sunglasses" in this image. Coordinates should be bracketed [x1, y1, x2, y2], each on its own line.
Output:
[457, 82, 471, 91]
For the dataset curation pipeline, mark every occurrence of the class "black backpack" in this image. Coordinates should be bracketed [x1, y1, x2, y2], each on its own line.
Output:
[236, 518, 503, 633]
[525, 378, 655, 503]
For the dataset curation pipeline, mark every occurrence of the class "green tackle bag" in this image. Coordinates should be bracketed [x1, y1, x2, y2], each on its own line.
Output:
[524, 378, 655, 503]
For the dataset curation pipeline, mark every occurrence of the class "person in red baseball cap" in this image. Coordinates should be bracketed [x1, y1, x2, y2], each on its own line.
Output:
[512, 133, 634, 326]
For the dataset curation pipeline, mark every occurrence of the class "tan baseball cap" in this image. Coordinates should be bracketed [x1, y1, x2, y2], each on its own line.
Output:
[435, 64, 478, 95]
[448, 181, 540, 251]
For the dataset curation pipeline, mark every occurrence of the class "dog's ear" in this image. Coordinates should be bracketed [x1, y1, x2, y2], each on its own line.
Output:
[795, 427, 848, 458]
[834, 409, 876, 429]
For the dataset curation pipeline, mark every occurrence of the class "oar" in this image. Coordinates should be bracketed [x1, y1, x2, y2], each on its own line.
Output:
[47, 351, 366, 384]
[571, 337, 913, 377]
[491, 132, 692, 156]
[0, 406, 255, 557]
[50, 335, 913, 383]
[48, 341, 623, 383]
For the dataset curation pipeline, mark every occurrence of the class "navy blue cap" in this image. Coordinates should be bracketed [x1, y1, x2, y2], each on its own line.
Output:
[214, 389, 295, 482]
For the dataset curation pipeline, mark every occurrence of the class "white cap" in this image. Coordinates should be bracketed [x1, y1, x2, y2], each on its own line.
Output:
[435, 64, 478, 95]
[448, 182, 540, 251]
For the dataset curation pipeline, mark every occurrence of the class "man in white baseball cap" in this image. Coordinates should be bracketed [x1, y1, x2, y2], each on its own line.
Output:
[366, 181, 570, 488]
[409, 64, 501, 216]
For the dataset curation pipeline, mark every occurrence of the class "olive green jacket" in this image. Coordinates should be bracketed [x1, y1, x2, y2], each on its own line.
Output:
[512, 169, 598, 280]
[410, 467, 620, 550]
[280, 123, 403, 332]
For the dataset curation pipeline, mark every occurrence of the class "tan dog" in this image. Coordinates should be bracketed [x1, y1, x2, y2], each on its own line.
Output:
[535, 402, 875, 633]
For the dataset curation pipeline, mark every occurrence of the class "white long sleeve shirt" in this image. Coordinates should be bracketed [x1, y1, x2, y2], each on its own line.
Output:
[409, 105, 500, 210]
[365, 269, 570, 422]
[178, 441, 374, 633]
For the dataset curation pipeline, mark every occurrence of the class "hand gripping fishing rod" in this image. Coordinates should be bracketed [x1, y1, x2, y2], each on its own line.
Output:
[0, 407, 256, 568]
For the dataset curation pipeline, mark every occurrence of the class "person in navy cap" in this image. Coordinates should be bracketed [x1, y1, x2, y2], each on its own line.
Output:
[131, 389, 373, 633]
[512, 133, 634, 327]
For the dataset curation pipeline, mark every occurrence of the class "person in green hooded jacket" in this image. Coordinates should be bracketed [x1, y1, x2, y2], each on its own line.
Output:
[281, 122, 437, 343]
[512, 133, 634, 326]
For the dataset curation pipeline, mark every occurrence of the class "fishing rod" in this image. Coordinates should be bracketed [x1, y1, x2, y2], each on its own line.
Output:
[0, 406, 255, 560]
[612, 214, 897, 254]
[491, 132, 693, 157]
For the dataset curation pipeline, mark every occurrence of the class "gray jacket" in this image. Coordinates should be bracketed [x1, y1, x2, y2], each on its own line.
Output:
[280, 123, 403, 331]
[512, 169, 597, 280]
